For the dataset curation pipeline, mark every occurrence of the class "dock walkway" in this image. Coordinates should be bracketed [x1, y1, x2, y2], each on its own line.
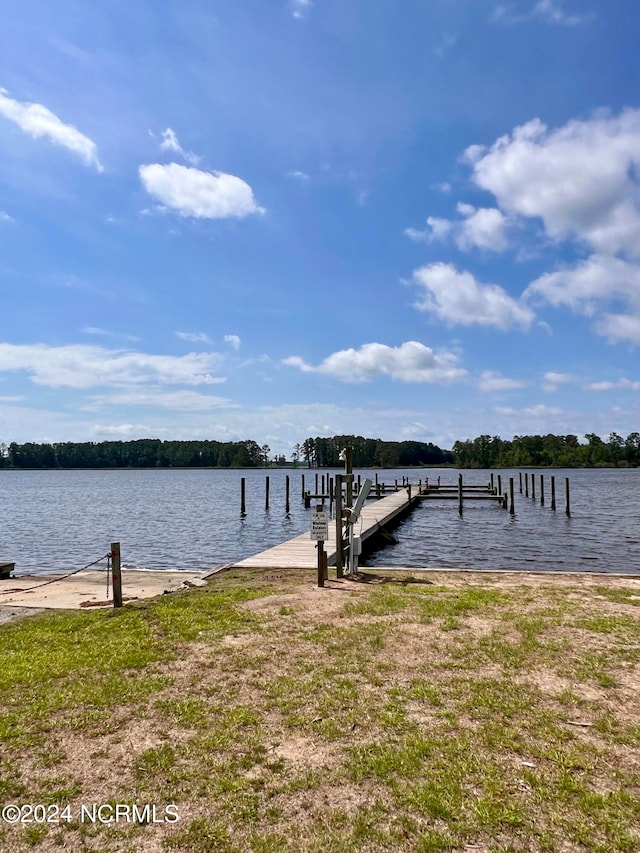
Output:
[233, 488, 416, 569]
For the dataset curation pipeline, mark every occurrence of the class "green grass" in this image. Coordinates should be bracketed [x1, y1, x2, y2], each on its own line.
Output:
[2, 568, 640, 852]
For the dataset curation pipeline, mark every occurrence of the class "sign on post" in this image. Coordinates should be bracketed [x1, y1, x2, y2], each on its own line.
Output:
[310, 510, 329, 541]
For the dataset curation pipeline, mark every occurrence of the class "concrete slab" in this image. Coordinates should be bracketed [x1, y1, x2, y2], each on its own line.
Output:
[0, 569, 207, 611]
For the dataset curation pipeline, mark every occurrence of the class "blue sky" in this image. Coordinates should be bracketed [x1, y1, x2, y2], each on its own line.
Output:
[1, 0, 639, 456]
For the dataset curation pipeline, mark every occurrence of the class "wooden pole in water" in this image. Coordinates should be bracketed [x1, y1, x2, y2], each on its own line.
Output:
[497, 474, 502, 497]
[519, 472, 523, 494]
[285, 475, 290, 514]
[551, 476, 556, 510]
[265, 475, 270, 510]
[241, 477, 246, 515]
[525, 472, 529, 497]
[321, 474, 325, 494]
[509, 477, 515, 515]
[357, 474, 361, 492]
[315, 472, 319, 493]
[540, 474, 544, 506]
[335, 474, 344, 577]
[490, 473, 495, 493]
[111, 542, 122, 609]
[531, 474, 536, 501]
[565, 477, 571, 517]
[458, 473, 463, 515]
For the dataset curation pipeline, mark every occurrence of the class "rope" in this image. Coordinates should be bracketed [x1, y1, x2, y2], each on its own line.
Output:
[0, 552, 113, 596]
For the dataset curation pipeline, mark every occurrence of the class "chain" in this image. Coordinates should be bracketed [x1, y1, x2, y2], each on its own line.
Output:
[0, 552, 113, 596]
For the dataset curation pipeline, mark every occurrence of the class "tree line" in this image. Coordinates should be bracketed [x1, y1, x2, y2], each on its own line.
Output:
[0, 431, 638, 469]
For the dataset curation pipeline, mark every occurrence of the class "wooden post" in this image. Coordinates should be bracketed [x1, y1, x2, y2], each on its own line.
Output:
[565, 477, 571, 517]
[265, 475, 270, 510]
[395, 479, 398, 491]
[540, 474, 544, 506]
[241, 477, 246, 516]
[490, 473, 495, 494]
[531, 474, 536, 501]
[375, 472, 379, 487]
[317, 542, 325, 588]
[551, 476, 556, 510]
[408, 483, 412, 501]
[497, 474, 502, 496]
[335, 474, 344, 577]
[357, 474, 361, 492]
[321, 474, 325, 494]
[458, 473, 463, 515]
[376, 481, 381, 498]
[509, 477, 515, 515]
[525, 472, 529, 497]
[315, 472, 319, 493]
[111, 542, 122, 609]
[519, 471, 523, 494]
[301, 473, 305, 499]
[285, 475, 290, 515]
[329, 477, 334, 513]
[345, 448, 353, 509]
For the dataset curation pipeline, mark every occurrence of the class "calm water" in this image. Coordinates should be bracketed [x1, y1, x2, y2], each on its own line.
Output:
[0, 467, 638, 576]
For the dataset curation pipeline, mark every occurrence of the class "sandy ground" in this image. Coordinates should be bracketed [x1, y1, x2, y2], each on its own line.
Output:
[0, 568, 209, 617]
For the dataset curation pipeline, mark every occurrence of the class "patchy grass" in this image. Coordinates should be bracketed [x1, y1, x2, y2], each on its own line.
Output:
[1, 567, 640, 852]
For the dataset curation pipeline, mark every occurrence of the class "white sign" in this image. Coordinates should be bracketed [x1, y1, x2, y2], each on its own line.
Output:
[310, 511, 329, 541]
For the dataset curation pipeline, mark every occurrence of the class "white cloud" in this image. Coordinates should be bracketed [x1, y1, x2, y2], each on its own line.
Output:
[176, 331, 213, 344]
[431, 182, 452, 193]
[139, 163, 264, 220]
[583, 378, 640, 391]
[465, 109, 640, 257]
[594, 313, 640, 345]
[412, 263, 535, 330]
[0, 88, 103, 171]
[406, 205, 508, 252]
[478, 371, 526, 391]
[526, 255, 640, 316]
[82, 326, 140, 342]
[491, 1, 591, 26]
[286, 170, 310, 181]
[542, 371, 576, 391]
[291, 0, 312, 18]
[224, 334, 241, 350]
[283, 341, 467, 384]
[0, 343, 225, 388]
[0, 211, 15, 223]
[159, 128, 200, 165]
[86, 388, 233, 411]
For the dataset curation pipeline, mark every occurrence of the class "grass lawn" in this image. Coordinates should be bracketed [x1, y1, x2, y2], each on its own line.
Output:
[1, 568, 639, 852]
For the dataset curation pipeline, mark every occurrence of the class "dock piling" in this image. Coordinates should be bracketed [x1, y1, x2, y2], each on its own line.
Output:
[565, 477, 571, 517]
[509, 477, 515, 515]
[458, 473, 463, 515]
[551, 476, 556, 510]
[285, 475, 290, 515]
[241, 477, 246, 516]
[265, 475, 270, 511]
[540, 474, 544, 506]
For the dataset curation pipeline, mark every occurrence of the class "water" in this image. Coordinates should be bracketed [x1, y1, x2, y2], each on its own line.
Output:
[0, 467, 638, 576]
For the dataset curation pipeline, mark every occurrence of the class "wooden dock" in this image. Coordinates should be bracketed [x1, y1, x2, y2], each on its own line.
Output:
[233, 488, 417, 569]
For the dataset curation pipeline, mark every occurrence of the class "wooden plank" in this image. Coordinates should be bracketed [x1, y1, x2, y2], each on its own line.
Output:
[233, 489, 415, 569]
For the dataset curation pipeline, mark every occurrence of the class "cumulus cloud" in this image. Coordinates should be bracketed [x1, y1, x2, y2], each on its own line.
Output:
[283, 341, 467, 384]
[526, 255, 640, 315]
[159, 128, 200, 165]
[139, 163, 264, 219]
[406, 204, 508, 252]
[0, 88, 103, 171]
[464, 109, 640, 257]
[412, 263, 535, 330]
[224, 334, 241, 350]
[0, 211, 15, 223]
[0, 343, 225, 388]
[594, 313, 640, 345]
[478, 371, 526, 391]
[176, 331, 213, 344]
